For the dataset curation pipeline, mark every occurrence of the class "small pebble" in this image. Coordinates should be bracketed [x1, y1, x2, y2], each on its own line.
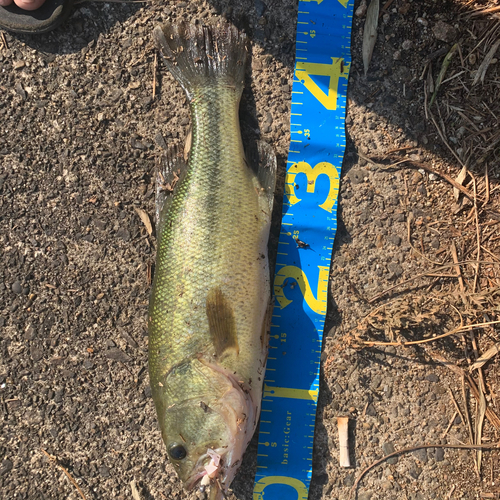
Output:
[12, 281, 22, 294]
[116, 228, 131, 241]
[432, 20, 457, 42]
[358, 492, 373, 500]
[355, 0, 367, 17]
[382, 442, 398, 464]
[387, 262, 403, 277]
[348, 169, 365, 185]
[408, 465, 422, 479]
[388, 235, 402, 246]
[417, 184, 427, 196]
[413, 448, 428, 463]
[343, 473, 355, 487]
[24, 326, 36, 340]
[99, 465, 110, 478]
[30, 346, 44, 362]
[411, 171, 423, 184]
[381, 480, 393, 490]
[83, 360, 94, 370]
[365, 403, 377, 416]
[435, 448, 445, 462]
[0, 459, 13, 476]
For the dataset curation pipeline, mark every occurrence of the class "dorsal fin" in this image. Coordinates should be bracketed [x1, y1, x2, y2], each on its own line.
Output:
[256, 141, 277, 208]
[155, 145, 188, 239]
[206, 287, 239, 358]
[245, 140, 277, 214]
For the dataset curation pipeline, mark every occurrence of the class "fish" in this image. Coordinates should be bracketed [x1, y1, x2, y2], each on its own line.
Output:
[149, 21, 277, 500]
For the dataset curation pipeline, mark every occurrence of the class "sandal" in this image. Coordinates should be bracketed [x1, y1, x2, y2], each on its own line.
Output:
[0, 0, 75, 34]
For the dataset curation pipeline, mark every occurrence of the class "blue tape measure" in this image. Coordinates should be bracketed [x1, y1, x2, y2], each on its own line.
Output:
[253, 1, 354, 498]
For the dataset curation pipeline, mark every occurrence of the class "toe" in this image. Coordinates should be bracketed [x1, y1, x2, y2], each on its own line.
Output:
[13, 0, 46, 10]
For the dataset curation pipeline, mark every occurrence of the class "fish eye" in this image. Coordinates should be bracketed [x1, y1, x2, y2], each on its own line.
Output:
[168, 443, 187, 460]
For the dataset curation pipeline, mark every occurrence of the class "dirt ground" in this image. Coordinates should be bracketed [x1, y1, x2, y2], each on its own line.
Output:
[1, 0, 500, 499]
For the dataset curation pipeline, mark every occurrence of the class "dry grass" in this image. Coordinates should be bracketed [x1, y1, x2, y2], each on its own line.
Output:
[349, 4, 500, 489]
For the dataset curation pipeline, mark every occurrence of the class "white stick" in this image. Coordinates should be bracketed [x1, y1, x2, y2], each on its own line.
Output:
[337, 416, 351, 467]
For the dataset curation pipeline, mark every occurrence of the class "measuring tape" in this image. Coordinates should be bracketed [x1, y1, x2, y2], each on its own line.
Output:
[253, 1, 354, 498]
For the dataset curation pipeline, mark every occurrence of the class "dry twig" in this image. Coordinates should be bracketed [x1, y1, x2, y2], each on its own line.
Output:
[153, 52, 158, 99]
[367, 259, 499, 303]
[362, 319, 500, 347]
[471, 342, 500, 371]
[430, 351, 500, 430]
[41, 449, 87, 500]
[348, 442, 500, 499]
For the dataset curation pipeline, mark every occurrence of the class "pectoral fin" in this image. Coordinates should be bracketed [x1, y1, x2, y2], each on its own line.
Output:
[206, 287, 239, 358]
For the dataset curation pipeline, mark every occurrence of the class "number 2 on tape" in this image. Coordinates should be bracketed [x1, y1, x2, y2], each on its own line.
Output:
[274, 266, 329, 315]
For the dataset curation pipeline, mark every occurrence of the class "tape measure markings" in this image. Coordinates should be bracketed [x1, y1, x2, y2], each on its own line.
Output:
[253, 0, 354, 498]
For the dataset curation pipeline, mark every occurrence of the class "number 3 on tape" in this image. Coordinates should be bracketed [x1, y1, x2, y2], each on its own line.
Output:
[285, 161, 340, 213]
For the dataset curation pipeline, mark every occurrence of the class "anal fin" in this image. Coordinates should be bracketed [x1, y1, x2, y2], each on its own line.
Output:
[206, 287, 239, 358]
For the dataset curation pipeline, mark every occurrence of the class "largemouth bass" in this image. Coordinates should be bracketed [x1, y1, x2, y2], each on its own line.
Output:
[149, 22, 277, 499]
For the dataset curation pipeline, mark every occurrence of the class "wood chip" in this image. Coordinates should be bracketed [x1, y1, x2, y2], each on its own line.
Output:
[362, 0, 379, 76]
[337, 417, 351, 467]
[453, 165, 468, 202]
[130, 480, 141, 500]
[134, 207, 153, 235]
[473, 39, 500, 86]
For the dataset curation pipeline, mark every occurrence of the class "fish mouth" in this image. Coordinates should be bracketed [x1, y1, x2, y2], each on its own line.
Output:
[185, 468, 209, 490]
[184, 450, 224, 492]
[187, 470, 224, 500]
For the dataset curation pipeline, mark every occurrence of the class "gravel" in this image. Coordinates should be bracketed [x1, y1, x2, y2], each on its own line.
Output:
[1, 0, 498, 499]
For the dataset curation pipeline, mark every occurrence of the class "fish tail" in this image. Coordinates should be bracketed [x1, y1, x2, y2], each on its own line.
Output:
[153, 22, 248, 101]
